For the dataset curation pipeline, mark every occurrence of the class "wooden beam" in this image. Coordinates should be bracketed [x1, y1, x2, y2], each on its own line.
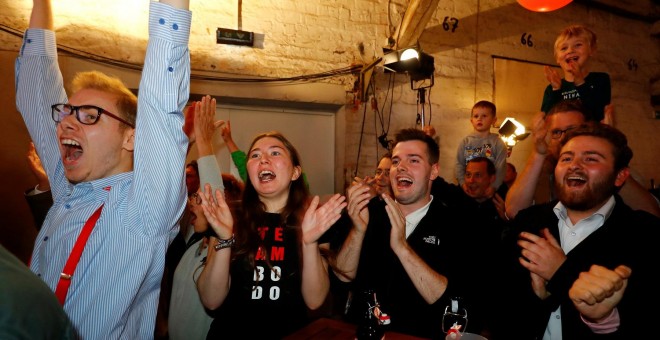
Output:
[393, 0, 441, 48]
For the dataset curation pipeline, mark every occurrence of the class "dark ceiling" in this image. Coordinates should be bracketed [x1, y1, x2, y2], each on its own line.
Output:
[574, 0, 660, 23]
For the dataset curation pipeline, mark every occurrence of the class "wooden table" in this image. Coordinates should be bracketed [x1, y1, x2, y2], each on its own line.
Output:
[284, 317, 428, 340]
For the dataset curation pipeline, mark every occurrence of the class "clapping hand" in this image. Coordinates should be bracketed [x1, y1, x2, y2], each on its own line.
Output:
[544, 66, 562, 91]
[355, 175, 377, 200]
[302, 194, 347, 245]
[382, 194, 407, 252]
[518, 228, 566, 281]
[569, 264, 631, 322]
[346, 179, 373, 234]
[199, 183, 233, 240]
[492, 193, 507, 221]
[531, 111, 549, 156]
[565, 59, 588, 85]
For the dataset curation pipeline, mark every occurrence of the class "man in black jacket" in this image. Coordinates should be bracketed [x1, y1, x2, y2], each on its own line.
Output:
[497, 124, 659, 339]
[335, 128, 494, 338]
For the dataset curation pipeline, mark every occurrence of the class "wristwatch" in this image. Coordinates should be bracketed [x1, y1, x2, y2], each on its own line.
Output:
[214, 234, 235, 251]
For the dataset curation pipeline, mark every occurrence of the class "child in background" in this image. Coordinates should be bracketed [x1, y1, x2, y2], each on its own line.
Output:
[541, 24, 611, 122]
[455, 100, 507, 194]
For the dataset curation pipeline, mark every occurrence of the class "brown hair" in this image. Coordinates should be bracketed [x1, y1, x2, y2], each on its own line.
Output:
[472, 100, 496, 117]
[233, 131, 309, 275]
[393, 128, 440, 165]
[560, 123, 632, 173]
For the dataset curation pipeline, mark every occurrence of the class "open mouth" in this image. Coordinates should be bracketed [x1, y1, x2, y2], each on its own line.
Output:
[566, 174, 587, 187]
[258, 170, 276, 182]
[565, 56, 579, 64]
[62, 138, 83, 162]
[396, 177, 413, 188]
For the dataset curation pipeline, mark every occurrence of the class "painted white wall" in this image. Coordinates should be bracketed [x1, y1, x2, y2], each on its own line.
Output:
[186, 105, 336, 196]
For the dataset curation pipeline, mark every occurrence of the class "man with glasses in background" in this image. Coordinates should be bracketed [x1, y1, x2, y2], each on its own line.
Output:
[15, 0, 192, 338]
[505, 100, 659, 219]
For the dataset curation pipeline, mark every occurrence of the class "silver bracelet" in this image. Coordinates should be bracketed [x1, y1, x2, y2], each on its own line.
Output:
[214, 234, 235, 251]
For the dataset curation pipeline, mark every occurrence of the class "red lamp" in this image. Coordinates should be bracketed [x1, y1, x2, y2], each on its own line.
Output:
[517, 0, 572, 12]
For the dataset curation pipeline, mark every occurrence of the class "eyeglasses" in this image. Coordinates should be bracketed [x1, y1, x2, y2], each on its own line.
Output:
[375, 169, 390, 177]
[51, 104, 135, 128]
[550, 126, 577, 140]
[189, 192, 202, 205]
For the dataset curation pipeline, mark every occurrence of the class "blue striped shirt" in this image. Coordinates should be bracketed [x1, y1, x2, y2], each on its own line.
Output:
[15, 2, 191, 339]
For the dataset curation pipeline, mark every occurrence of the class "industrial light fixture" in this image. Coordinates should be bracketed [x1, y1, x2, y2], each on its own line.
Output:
[381, 46, 435, 129]
[382, 46, 435, 81]
[499, 117, 530, 148]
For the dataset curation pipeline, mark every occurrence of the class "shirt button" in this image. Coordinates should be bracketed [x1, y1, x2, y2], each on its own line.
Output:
[172, 23, 179, 30]
[65, 204, 71, 209]
[571, 232, 576, 236]
[37, 273, 41, 277]
[556, 315, 561, 319]
[43, 236, 49, 241]
[159, 18, 165, 25]
[168, 66, 174, 72]
[27, 39, 32, 43]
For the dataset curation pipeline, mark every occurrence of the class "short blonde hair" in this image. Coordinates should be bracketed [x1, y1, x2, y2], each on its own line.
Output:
[70, 71, 137, 127]
[554, 25, 597, 57]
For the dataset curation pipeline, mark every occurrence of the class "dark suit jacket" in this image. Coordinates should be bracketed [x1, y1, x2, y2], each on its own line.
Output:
[497, 195, 660, 340]
[344, 189, 500, 339]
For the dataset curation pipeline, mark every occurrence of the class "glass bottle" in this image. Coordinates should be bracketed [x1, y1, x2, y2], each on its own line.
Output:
[355, 290, 384, 340]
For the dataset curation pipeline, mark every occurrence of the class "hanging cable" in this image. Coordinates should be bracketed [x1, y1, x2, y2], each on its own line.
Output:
[427, 86, 433, 124]
[375, 72, 395, 152]
[354, 94, 370, 178]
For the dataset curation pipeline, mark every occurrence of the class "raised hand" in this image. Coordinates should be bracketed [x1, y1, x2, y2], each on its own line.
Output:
[219, 120, 241, 153]
[219, 120, 232, 144]
[382, 193, 407, 252]
[531, 111, 549, 155]
[544, 66, 562, 91]
[194, 95, 224, 156]
[302, 194, 347, 245]
[569, 264, 631, 322]
[566, 60, 588, 85]
[183, 105, 196, 143]
[602, 103, 615, 127]
[518, 228, 566, 281]
[27, 142, 50, 191]
[492, 193, 506, 221]
[359, 175, 378, 200]
[346, 180, 373, 233]
[199, 183, 233, 240]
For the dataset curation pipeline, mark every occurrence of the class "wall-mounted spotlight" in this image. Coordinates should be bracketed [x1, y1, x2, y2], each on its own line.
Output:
[499, 117, 530, 149]
[382, 46, 435, 81]
[382, 46, 435, 129]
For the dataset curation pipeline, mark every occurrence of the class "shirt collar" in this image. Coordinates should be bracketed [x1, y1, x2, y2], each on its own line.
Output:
[553, 195, 616, 224]
[405, 195, 434, 238]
